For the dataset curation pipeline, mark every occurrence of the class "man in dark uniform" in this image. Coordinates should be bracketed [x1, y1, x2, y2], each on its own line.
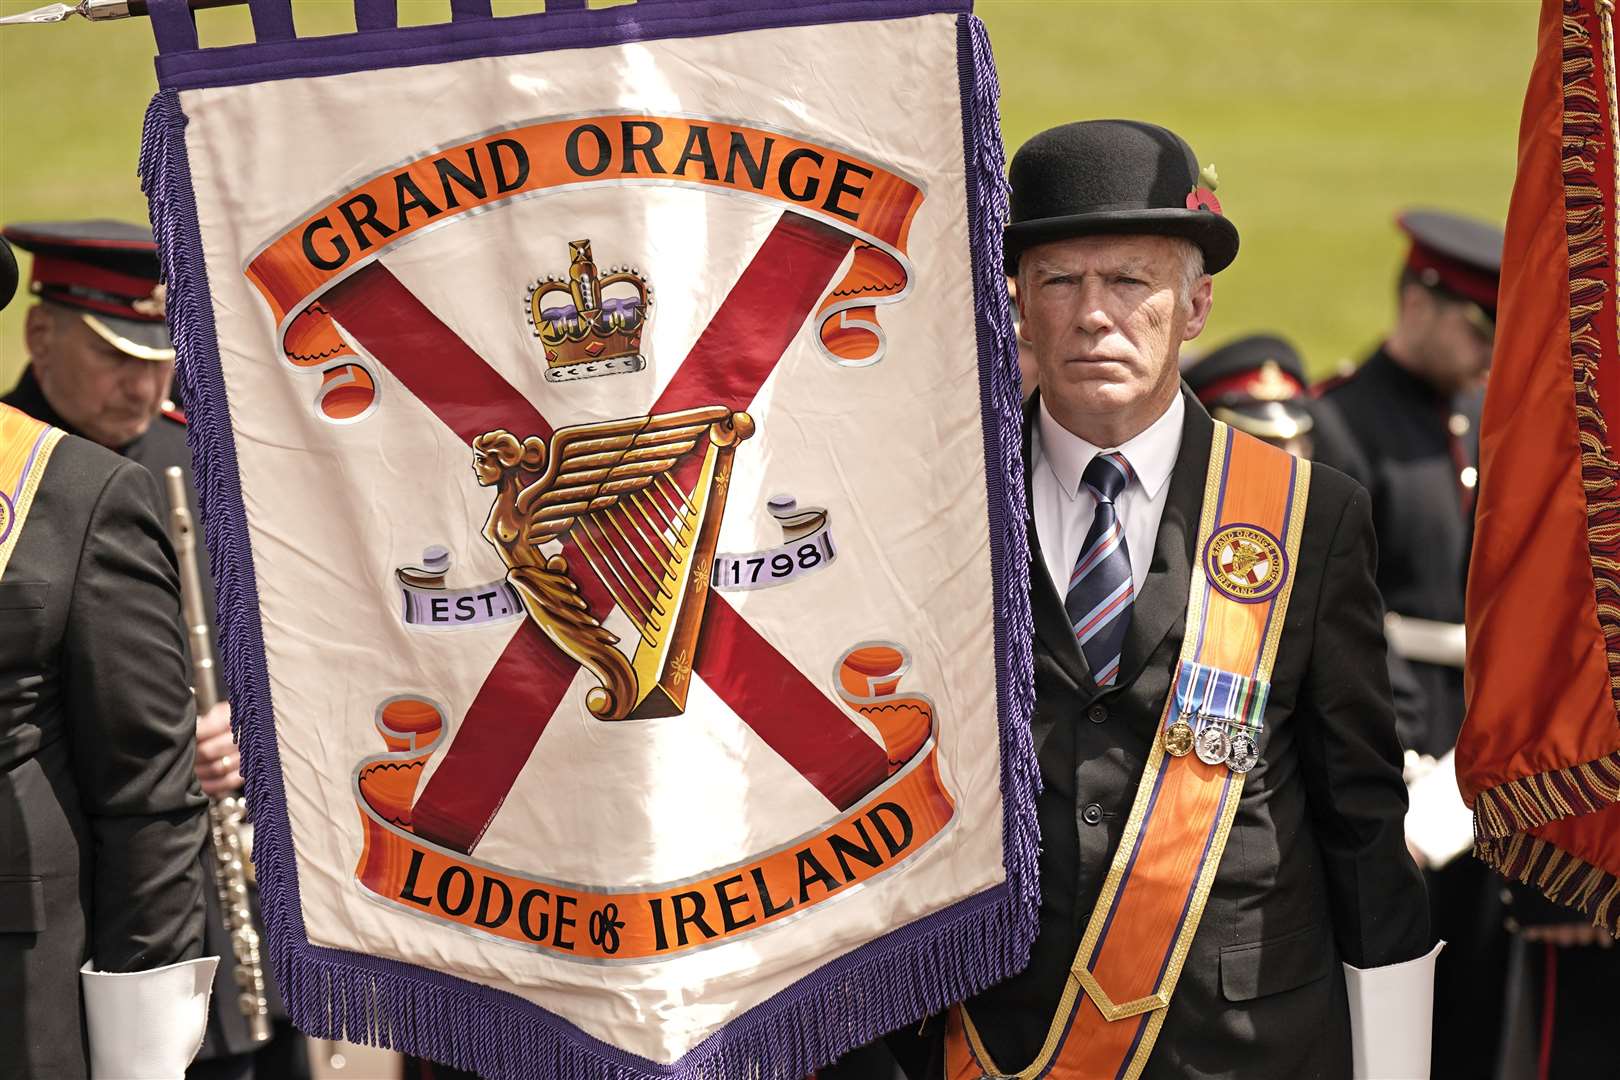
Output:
[1, 220, 308, 1080]
[1317, 209, 1502, 1078]
[0, 235, 214, 1078]
[892, 121, 1432, 1080]
[1318, 210, 1495, 760]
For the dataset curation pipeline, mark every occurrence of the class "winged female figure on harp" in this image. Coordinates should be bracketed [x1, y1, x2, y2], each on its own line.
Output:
[472, 405, 753, 721]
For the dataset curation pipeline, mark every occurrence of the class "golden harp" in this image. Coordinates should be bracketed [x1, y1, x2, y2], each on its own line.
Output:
[474, 405, 753, 721]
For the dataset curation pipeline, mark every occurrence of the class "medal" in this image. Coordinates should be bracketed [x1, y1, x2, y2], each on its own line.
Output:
[1195, 721, 1230, 766]
[1163, 714, 1195, 757]
[1226, 730, 1259, 774]
[1170, 660, 1267, 772]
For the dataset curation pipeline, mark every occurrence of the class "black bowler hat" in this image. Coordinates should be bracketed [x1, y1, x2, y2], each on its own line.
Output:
[2, 219, 173, 361]
[1004, 120, 1239, 276]
[0, 237, 16, 312]
[1184, 333, 1313, 441]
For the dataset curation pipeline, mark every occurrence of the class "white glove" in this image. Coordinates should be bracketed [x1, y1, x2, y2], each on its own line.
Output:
[80, 955, 219, 1079]
[1405, 750, 1475, 869]
[1344, 941, 1443, 1079]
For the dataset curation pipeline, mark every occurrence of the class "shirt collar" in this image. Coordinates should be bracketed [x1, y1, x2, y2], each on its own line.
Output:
[1037, 390, 1184, 503]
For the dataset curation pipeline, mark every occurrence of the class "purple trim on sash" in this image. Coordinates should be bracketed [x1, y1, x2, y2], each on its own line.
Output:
[1252, 461, 1299, 652]
[153, 0, 971, 89]
[1190, 424, 1238, 661]
[1113, 1016, 1154, 1080]
[1090, 756, 1173, 959]
[1110, 771, 1239, 1079]
[12, 426, 52, 500]
[139, 9, 1035, 1078]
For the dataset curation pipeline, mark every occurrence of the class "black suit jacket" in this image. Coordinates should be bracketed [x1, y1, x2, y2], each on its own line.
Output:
[896, 388, 1430, 1080]
[0, 426, 209, 1080]
[3, 368, 279, 1061]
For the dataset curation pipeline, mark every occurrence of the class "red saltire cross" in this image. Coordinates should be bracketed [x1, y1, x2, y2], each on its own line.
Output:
[323, 211, 891, 854]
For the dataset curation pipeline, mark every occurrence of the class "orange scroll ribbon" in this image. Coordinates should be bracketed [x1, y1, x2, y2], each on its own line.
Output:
[244, 114, 927, 410]
[353, 645, 951, 962]
[947, 425, 1309, 1080]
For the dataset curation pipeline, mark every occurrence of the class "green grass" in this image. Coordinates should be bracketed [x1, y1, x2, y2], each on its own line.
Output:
[0, 0, 1537, 386]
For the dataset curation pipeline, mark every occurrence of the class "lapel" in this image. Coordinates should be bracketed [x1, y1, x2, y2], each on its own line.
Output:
[1022, 386, 1215, 696]
[1024, 390, 1093, 689]
[1109, 386, 1212, 693]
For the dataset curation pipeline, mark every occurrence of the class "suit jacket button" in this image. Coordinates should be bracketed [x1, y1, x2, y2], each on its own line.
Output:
[1087, 703, 1107, 724]
[1082, 803, 1104, 826]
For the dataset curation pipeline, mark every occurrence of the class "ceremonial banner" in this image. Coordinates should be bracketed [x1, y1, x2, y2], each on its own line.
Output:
[137, 0, 1038, 1075]
[1460, 0, 1620, 932]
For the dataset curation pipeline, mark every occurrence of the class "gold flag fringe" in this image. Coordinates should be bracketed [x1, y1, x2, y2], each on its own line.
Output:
[1565, 1, 1620, 701]
[1476, 831, 1620, 935]
[1473, 749, 1620, 839]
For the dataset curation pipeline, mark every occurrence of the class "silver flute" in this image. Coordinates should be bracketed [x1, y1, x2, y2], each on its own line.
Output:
[165, 466, 272, 1045]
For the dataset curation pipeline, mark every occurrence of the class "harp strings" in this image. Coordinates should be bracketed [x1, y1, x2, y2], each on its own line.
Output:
[574, 515, 656, 644]
[573, 467, 702, 642]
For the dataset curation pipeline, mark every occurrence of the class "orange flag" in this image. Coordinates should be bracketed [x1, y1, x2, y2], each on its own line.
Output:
[1459, 0, 1620, 932]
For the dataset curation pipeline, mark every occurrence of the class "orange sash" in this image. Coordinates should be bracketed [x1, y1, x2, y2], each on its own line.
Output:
[946, 423, 1309, 1080]
[0, 403, 65, 582]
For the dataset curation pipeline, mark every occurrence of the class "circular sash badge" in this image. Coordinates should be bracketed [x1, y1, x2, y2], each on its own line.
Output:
[1205, 523, 1287, 604]
[0, 491, 13, 545]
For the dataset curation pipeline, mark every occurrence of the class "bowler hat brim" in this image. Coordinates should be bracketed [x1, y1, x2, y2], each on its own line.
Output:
[1004, 208, 1240, 277]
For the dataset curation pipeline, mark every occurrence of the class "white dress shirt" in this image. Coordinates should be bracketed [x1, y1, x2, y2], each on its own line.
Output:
[1031, 392, 1185, 603]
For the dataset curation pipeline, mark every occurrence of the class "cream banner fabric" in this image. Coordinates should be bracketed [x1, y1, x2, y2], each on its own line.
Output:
[141, 2, 1037, 1076]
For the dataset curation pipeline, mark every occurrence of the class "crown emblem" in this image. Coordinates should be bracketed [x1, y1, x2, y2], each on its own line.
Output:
[525, 239, 651, 382]
[131, 284, 167, 319]
[1251, 359, 1295, 401]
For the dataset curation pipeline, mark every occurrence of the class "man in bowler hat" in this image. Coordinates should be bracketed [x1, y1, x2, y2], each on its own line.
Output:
[893, 120, 1433, 1079]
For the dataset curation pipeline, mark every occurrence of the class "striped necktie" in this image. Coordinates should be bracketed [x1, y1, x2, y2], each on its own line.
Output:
[1065, 452, 1135, 686]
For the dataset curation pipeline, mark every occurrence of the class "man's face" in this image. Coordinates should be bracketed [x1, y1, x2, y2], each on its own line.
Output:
[25, 303, 173, 449]
[1017, 233, 1212, 436]
[1399, 285, 1493, 396]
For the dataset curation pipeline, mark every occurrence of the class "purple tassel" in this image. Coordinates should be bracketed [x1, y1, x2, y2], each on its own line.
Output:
[961, 12, 1043, 939]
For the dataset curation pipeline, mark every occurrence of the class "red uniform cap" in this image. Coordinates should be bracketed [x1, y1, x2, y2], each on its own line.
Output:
[2, 219, 174, 361]
[1397, 208, 1503, 318]
[1183, 333, 1315, 441]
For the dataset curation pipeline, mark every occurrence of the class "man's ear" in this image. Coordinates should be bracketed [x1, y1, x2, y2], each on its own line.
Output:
[1010, 274, 1033, 342]
[23, 303, 55, 365]
[1397, 280, 1436, 326]
[1181, 275, 1215, 342]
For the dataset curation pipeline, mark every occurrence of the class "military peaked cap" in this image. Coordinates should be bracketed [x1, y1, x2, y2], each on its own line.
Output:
[3, 219, 173, 361]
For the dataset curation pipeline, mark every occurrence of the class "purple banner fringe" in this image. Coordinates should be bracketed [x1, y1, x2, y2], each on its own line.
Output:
[139, 9, 1036, 1078]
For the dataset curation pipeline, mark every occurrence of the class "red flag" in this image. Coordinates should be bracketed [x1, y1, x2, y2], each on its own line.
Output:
[1460, 0, 1620, 931]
